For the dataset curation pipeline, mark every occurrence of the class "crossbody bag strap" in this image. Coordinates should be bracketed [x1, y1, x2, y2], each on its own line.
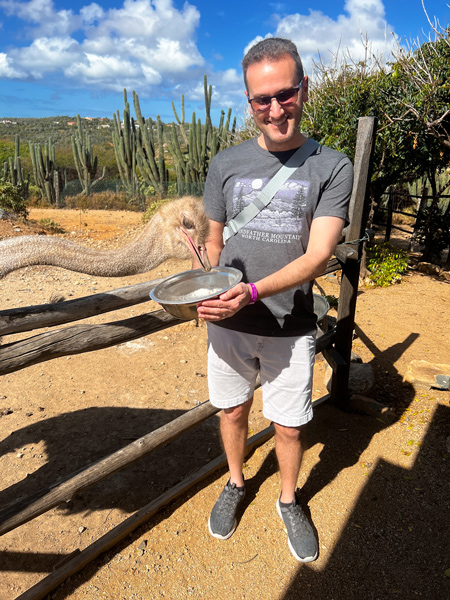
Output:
[222, 138, 320, 244]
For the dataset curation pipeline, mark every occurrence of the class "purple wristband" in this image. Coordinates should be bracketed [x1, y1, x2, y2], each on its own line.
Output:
[248, 283, 258, 305]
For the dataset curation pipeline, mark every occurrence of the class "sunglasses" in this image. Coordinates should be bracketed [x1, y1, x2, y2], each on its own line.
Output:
[247, 80, 303, 113]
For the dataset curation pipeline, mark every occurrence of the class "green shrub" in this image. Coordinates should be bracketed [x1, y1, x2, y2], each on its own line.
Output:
[325, 294, 339, 309]
[367, 242, 409, 286]
[39, 218, 65, 233]
[0, 179, 29, 218]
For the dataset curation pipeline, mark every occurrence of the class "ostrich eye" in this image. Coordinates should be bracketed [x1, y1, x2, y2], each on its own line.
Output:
[182, 216, 194, 230]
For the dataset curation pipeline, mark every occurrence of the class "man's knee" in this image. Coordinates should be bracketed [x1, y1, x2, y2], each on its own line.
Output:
[274, 422, 304, 444]
[222, 398, 253, 424]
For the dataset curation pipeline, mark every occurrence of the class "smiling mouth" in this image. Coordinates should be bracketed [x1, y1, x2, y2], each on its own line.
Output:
[268, 117, 289, 127]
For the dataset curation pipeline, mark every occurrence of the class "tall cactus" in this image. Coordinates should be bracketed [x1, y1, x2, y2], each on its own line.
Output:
[112, 77, 236, 200]
[171, 95, 189, 147]
[112, 90, 138, 196]
[3, 134, 29, 197]
[168, 75, 237, 196]
[71, 114, 106, 196]
[133, 92, 169, 197]
[29, 138, 61, 204]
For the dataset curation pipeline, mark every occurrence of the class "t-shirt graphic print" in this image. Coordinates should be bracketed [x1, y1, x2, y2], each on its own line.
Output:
[232, 177, 310, 243]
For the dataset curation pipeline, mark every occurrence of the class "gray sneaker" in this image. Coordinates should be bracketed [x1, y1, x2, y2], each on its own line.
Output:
[277, 495, 318, 562]
[208, 480, 245, 540]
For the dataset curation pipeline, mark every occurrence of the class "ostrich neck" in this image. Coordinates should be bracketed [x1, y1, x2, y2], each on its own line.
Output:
[1, 218, 168, 277]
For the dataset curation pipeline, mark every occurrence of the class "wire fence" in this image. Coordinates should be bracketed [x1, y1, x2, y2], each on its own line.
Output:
[56, 179, 206, 210]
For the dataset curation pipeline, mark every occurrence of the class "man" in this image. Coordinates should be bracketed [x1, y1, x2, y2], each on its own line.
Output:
[196, 38, 353, 563]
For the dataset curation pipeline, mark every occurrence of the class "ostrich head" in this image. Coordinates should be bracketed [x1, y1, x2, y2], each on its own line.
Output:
[153, 197, 211, 271]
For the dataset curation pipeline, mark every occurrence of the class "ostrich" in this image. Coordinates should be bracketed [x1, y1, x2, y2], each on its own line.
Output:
[0, 196, 211, 278]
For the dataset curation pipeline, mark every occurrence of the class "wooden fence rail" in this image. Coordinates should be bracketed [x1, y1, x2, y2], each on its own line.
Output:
[15, 425, 276, 600]
[0, 254, 348, 377]
[380, 186, 450, 244]
[0, 279, 165, 336]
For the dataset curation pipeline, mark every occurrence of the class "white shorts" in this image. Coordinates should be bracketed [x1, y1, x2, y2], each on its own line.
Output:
[207, 323, 316, 427]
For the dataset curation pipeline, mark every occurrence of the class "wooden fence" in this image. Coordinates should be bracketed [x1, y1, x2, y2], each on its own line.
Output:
[380, 186, 450, 246]
[0, 117, 376, 600]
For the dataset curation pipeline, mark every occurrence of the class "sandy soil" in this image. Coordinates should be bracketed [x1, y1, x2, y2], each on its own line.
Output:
[0, 207, 449, 600]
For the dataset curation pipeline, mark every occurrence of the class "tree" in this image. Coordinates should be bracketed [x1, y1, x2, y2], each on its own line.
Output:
[302, 23, 449, 263]
[386, 21, 450, 262]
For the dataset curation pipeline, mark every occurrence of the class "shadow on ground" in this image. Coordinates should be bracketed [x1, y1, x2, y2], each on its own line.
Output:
[282, 402, 450, 599]
[2, 326, 446, 598]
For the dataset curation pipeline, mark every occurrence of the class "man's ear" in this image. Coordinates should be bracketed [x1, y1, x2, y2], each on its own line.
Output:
[245, 89, 255, 116]
[302, 76, 309, 102]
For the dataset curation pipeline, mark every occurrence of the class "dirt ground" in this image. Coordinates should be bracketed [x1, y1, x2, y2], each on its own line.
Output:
[0, 207, 449, 600]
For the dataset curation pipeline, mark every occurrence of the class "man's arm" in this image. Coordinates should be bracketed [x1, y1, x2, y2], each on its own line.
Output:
[197, 215, 345, 321]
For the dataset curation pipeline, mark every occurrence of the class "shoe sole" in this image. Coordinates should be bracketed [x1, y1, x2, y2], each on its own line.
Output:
[276, 500, 318, 563]
[208, 516, 236, 540]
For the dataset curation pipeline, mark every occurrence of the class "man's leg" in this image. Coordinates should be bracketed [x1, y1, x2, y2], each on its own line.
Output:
[273, 422, 304, 503]
[220, 397, 253, 487]
[206, 325, 258, 540]
[274, 421, 317, 562]
[259, 334, 318, 562]
[208, 398, 253, 539]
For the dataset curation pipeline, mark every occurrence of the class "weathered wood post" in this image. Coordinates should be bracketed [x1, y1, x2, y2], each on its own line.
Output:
[385, 185, 393, 241]
[330, 116, 376, 409]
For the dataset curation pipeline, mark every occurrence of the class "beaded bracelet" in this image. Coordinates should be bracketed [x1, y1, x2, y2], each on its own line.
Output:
[248, 283, 258, 304]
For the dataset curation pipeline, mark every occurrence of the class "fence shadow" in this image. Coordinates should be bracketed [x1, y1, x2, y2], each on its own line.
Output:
[0, 404, 222, 520]
[301, 330, 420, 505]
[282, 402, 450, 599]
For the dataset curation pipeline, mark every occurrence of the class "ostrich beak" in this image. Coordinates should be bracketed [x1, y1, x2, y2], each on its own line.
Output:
[179, 228, 211, 272]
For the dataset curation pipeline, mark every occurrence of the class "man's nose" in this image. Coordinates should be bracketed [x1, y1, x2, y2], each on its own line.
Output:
[269, 97, 285, 118]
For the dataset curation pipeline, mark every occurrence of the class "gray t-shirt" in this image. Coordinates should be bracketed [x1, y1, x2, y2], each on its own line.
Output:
[203, 137, 353, 337]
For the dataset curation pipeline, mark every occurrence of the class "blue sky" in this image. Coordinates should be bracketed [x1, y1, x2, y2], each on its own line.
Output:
[0, 0, 449, 124]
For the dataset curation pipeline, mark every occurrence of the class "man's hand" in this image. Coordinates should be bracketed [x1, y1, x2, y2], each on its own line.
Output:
[197, 282, 252, 321]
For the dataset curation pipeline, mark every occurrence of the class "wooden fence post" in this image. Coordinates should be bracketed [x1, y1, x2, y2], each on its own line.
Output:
[385, 186, 393, 242]
[330, 116, 376, 410]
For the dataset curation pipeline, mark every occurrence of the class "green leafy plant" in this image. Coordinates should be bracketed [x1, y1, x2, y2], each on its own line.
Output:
[0, 179, 28, 217]
[39, 218, 64, 233]
[325, 294, 339, 309]
[367, 242, 409, 286]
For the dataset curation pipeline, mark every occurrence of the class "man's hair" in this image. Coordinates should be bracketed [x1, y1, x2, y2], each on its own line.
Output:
[242, 38, 304, 90]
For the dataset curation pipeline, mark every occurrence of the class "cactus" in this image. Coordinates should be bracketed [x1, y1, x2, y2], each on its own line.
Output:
[71, 114, 106, 196]
[112, 90, 138, 196]
[113, 77, 237, 200]
[133, 92, 169, 198]
[171, 95, 188, 147]
[168, 75, 237, 195]
[2, 134, 29, 198]
[29, 138, 62, 204]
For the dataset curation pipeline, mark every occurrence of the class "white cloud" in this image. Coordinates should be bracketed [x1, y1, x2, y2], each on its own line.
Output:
[0, 0, 79, 37]
[80, 3, 104, 25]
[246, 0, 397, 77]
[0, 0, 204, 92]
[0, 0, 400, 112]
[10, 37, 80, 78]
[0, 52, 26, 77]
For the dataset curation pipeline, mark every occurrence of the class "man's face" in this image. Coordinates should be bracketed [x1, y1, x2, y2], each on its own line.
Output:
[245, 55, 308, 152]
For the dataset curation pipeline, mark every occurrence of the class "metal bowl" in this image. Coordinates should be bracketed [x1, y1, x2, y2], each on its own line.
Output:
[150, 267, 243, 321]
